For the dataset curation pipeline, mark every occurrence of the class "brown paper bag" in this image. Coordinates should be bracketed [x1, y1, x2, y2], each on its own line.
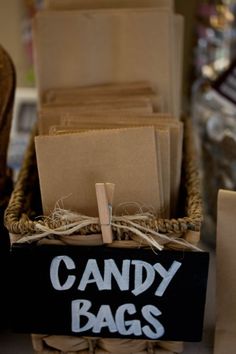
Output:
[44, 0, 174, 11]
[33, 9, 175, 113]
[214, 189, 236, 354]
[42, 82, 163, 116]
[42, 82, 155, 104]
[49, 124, 171, 217]
[50, 115, 182, 216]
[50, 124, 171, 217]
[35, 126, 163, 216]
[38, 111, 172, 135]
[38, 99, 154, 133]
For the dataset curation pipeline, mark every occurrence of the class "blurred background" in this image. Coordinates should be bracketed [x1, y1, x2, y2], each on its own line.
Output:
[0, 1, 236, 352]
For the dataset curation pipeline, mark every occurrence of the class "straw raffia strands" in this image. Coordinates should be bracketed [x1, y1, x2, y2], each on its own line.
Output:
[10, 208, 202, 252]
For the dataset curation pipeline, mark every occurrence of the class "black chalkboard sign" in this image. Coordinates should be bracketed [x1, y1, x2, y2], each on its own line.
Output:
[10, 244, 209, 341]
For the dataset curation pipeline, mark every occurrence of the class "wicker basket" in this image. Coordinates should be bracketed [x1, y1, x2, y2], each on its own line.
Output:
[4, 117, 203, 353]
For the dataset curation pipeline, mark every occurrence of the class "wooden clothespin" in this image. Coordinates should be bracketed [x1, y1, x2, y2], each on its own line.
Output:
[95, 183, 115, 244]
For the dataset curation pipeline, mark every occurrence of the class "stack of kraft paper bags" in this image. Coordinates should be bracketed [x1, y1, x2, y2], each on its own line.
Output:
[33, 0, 184, 220]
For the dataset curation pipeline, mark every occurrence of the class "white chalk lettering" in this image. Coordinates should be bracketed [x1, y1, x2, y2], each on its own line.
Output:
[78, 259, 131, 292]
[115, 303, 142, 336]
[71, 299, 95, 332]
[50, 256, 181, 297]
[78, 259, 106, 291]
[104, 259, 130, 291]
[71, 300, 165, 339]
[131, 260, 155, 296]
[50, 255, 76, 291]
[93, 305, 117, 333]
[154, 261, 182, 296]
[142, 305, 165, 339]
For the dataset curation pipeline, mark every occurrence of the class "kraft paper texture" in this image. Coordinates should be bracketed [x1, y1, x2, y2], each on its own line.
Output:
[44, 0, 174, 11]
[33, 9, 176, 113]
[35, 126, 162, 216]
[214, 189, 236, 354]
[46, 114, 182, 217]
